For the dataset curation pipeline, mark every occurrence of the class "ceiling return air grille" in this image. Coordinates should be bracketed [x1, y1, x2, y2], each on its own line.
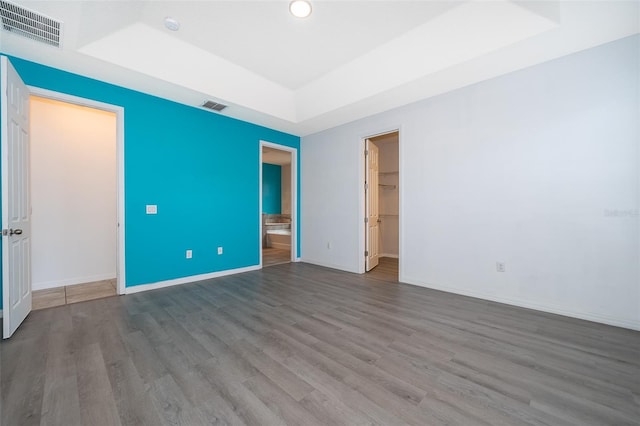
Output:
[0, 0, 62, 48]
[201, 100, 228, 112]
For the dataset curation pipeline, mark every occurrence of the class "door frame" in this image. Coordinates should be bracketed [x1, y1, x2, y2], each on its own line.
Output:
[259, 140, 297, 267]
[358, 128, 402, 275]
[28, 87, 126, 295]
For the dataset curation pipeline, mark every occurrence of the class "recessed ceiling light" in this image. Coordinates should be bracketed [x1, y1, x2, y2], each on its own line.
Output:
[164, 17, 180, 31]
[289, 0, 312, 18]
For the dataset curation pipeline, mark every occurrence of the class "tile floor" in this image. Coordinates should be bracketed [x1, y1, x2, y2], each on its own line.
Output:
[32, 278, 117, 310]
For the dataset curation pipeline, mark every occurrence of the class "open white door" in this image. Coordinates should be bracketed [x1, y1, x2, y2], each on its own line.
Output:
[2, 56, 32, 339]
[365, 139, 380, 271]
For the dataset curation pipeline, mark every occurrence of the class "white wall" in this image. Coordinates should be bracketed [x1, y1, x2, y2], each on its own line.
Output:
[31, 97, 117, 290]
[301, 35, 640, 330]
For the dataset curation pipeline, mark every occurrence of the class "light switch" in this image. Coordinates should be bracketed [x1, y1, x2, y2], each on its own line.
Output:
[146, 205, 157, 214]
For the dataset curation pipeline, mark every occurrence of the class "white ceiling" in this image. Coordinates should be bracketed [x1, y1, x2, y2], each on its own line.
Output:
[1, 1, 638, 136]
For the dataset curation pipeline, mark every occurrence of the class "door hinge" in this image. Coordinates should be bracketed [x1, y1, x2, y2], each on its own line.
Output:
[364, 217, 368, 223]
[365, 150, 369, 156]
[365, 250, 369, 257]
[365, 183, 368, 190]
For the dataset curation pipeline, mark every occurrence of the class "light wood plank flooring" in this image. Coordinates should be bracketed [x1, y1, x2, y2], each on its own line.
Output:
[32, 279, 117, 310]
[2, 262, 639, 425]
[367, 257, 398, 281]
[263, 247, 291, 267]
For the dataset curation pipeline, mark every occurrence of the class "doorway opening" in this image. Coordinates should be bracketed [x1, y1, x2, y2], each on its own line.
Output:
[363, 131, 399, 281]
[2, 56, 125, 339]
[28, 93, 121, 309]
[259, 141, 297, 268]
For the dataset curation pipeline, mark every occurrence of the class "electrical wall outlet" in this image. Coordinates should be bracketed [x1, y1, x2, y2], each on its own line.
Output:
[217, 247, 223, 255]
[186, 249, 192, 259]
[496, 262, 505, 272]
[146, 204, 157, 214]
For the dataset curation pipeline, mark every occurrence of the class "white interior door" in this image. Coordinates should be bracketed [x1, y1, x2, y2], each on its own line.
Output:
[365, 139, 380, 271]
[2, 56, 32, 339]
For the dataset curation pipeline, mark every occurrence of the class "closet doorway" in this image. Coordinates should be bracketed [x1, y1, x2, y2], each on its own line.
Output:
[363, 131, 399, 281]
[29, 91, 123, 309]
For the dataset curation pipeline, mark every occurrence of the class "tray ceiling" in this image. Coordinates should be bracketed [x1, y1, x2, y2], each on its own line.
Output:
[1, 1, 638, 135]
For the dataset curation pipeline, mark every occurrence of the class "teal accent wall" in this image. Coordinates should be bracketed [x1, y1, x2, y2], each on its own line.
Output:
[0, 61, 2, 310]
[0, 55, 301, 303]
[262, 163, 282, 214]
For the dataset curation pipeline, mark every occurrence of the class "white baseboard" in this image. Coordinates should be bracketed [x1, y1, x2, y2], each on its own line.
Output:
[33, 273, 117, 291]
[125, 264, 261, 295]
[400, 275, 640, 331]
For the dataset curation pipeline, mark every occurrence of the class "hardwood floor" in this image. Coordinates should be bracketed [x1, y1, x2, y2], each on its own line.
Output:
[32, 279, 117, 310]
[263, 247, 291, 267]
[367, 257, 398, 281]
[2, 262, 639, 425]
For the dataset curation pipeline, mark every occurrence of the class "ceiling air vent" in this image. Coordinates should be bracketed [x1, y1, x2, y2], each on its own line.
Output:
[0, 0, 62, 48]
[201, 100, 228, 112]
